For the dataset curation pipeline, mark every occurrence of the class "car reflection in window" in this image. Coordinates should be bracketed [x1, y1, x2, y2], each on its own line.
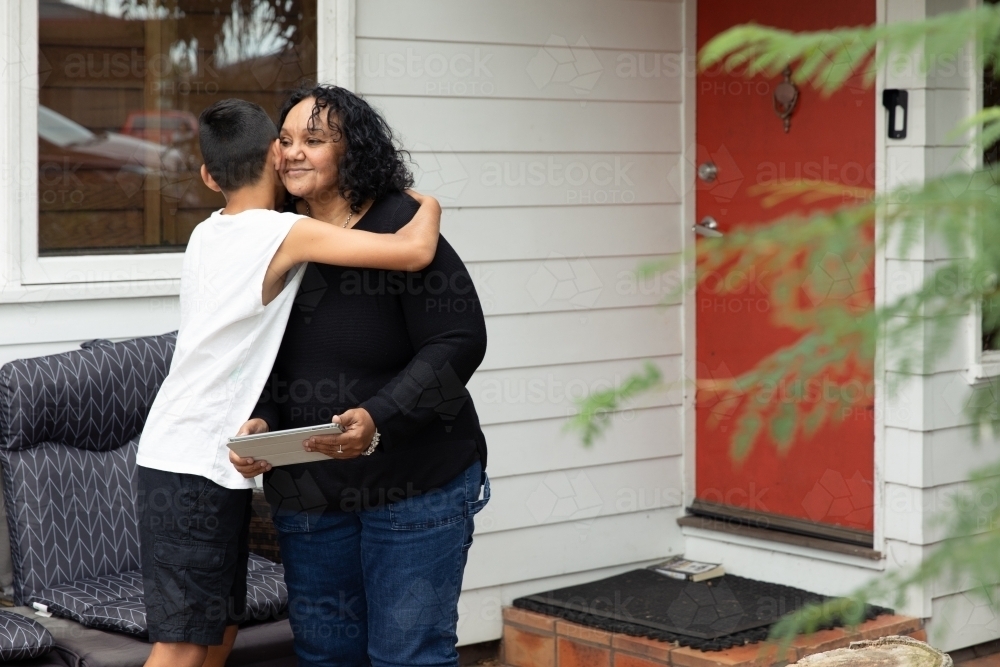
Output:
[38, 104, 199, 208]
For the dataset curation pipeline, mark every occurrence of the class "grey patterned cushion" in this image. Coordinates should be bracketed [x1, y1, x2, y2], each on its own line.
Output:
[83, 597, 148, 637]
[0, 334, 176, 605]
[0, 610, 53, 660]
[245, 555, 288, 622]
[0, 333, 176, 453]
[0, 333, 288, 638]
[32, 555, 287, 636]
[247, 553, 271, 571]
[29, 571, 143, 627]
[84, 598, 147, 635]
[3, 440, 142, 606]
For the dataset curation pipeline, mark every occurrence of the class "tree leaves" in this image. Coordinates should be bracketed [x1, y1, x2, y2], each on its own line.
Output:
[700, 5, 1000, 96]
[564, 362, 663, 447]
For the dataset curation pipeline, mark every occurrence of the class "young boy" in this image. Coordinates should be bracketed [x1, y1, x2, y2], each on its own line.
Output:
[134, 99, 440, 667]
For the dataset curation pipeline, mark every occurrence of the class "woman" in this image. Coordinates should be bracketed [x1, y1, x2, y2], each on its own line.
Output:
[232, 85, 489, 667]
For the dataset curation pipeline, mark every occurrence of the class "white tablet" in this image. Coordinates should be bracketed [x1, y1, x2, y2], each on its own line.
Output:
[227, 422, 344, 467]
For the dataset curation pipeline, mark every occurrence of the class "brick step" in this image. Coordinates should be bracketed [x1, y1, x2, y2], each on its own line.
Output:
[501, 607, 924, 667]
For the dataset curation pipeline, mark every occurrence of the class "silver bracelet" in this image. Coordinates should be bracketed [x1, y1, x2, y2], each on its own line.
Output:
[361, 429, 380, 456]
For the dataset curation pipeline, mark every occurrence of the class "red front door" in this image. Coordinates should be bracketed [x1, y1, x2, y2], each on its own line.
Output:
[695, 0, 877, 539]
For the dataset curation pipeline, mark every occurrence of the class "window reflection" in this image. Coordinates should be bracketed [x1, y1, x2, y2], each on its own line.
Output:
[38, 0, 316, 254]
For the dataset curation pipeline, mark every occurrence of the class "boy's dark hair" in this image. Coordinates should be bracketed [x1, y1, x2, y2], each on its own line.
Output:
[198, 99, 277, 191]
[278, 84, 413, 213]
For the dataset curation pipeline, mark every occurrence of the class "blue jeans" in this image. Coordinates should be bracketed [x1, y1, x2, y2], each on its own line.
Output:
[271, 461, 490, 667]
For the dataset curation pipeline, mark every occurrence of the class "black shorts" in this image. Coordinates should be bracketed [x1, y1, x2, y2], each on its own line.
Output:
[137, 466, 253, 645]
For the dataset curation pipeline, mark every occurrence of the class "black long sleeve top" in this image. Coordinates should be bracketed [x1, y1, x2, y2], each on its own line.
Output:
[251, 191, 488, 514]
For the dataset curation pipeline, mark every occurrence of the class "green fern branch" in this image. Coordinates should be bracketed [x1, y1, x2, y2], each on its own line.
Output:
[700, 6, 1000, 95]
[565, 362, 663, 446]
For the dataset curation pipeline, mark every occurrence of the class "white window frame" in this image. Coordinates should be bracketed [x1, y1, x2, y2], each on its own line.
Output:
[967, 38, 1000, 385]
[0, 0, 354, 303]
[968, 306, 1000, 383]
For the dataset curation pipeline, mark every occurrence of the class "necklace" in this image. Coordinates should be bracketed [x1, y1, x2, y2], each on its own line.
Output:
[304, 201, 353, 228]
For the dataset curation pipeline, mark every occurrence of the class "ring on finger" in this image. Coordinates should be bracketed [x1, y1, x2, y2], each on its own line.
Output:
[338, 444, 343, 453]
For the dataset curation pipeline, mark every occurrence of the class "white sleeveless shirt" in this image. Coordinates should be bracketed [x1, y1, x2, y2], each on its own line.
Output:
[137, 209, 306, 489]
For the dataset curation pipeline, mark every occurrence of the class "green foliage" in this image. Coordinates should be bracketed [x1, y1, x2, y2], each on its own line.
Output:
[564, 362, 662, 447]
[568, 1, 1000, 649]
[572, 169, 1000, 455]
[952, 106, 1000, 154]
[699, 4, 1000, 95]
[770, 460, 1000, 650]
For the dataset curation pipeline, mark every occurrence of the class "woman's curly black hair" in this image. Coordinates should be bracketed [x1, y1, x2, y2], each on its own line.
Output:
[277, 84, 414, 213]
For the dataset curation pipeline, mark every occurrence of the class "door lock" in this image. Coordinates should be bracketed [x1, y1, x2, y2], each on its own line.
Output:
[693, 216, 723, 237]
[697, 162, 718, 182]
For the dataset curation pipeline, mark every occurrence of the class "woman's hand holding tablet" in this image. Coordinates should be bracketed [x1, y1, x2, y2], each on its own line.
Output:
[229, 420, 345, 475]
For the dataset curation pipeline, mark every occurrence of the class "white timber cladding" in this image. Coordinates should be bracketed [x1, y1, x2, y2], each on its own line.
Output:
[882, 0, 1000, 652]
[352, 0, 689, 644]
[0, 0, 692, 646]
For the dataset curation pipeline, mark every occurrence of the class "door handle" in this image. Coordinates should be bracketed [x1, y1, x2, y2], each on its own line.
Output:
[693, 216, 723, 237]
[697, 162, 718, 182]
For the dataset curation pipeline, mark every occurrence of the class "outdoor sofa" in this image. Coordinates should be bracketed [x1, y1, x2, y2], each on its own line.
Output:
[0, 333, 296, 666]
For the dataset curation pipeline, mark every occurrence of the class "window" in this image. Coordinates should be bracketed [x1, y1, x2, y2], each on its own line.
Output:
[37, 0, 317, 255]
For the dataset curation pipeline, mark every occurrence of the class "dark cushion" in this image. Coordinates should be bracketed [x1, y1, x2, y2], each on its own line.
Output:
[29, 571, 143, 629]
[2, 440, 142, 605]
[83, 599, 147, 637]
[0, 609, 54, 661]
[0, 334, 176, 605]
[0, 333, 176, 453]
[31, 555, 287, 636]
[245, 555, 288, 622]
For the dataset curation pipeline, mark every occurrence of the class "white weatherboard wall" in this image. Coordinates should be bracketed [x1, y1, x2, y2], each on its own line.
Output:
[354, 0, 696, 643]
[0, 0, 692, 647]
[880, 0, 1000, 652]
[353, 0, 691, 644]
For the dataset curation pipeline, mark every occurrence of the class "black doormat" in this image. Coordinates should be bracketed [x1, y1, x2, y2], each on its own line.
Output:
[513, 569, 890, 652]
